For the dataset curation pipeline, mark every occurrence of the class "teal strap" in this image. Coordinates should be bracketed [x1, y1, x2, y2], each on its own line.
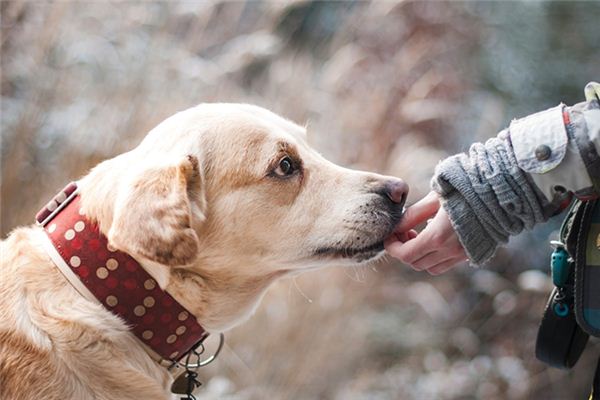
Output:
[551, 247, 570, 287]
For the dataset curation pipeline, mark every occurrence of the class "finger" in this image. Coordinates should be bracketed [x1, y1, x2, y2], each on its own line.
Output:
[406, 205, 465, 266]
[390, 210, 455, 264]
[427, 257, 464, 275]
[385, 230, 436, 264]
[411, 248, 463, 271]
[395, 191, 440, 232]
[384, 229, 418, 247]
[384, 239, 405, 259]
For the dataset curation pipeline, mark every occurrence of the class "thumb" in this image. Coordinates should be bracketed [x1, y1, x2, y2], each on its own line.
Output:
[395, 191, 440, 232]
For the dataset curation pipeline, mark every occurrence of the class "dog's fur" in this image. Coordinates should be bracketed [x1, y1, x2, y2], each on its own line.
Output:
[0, 104, 406, 400]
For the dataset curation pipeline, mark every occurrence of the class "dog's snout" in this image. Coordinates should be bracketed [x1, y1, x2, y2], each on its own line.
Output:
[384, 179, 408, 206]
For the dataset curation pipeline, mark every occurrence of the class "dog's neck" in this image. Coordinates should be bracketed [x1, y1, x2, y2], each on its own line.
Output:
[78, 157, 124, 237]
[79, 164, 289, 333]
[165, 265, 288, 332]
[134, 251, 288, 332]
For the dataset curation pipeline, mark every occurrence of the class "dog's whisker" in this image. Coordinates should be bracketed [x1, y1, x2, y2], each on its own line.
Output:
[292, 277, 313, 304]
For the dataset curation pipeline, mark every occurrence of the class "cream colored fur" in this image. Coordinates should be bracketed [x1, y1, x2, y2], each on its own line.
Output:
[0, 104, 406, 399]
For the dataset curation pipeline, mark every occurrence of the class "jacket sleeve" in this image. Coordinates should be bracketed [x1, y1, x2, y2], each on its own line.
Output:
[516, 83, 600, 201]
[431, 82, 600, 265]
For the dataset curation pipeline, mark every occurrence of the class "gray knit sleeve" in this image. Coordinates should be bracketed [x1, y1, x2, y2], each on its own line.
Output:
[431, 130, 556, 265]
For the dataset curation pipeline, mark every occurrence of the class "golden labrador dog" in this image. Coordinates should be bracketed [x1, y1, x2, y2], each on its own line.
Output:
[0, 104, 407, 400]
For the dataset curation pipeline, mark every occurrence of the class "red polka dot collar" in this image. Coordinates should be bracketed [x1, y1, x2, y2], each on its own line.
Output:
[35, 182, 210, 365]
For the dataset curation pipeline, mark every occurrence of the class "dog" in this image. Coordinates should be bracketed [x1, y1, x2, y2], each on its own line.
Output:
[0, 103, 407, 400]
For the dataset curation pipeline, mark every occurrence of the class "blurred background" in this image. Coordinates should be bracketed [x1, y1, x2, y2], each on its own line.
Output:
[2, 1, 599, 399]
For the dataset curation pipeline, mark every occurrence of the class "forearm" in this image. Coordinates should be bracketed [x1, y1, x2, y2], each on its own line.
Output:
[431, 131, 553, 265]
[432, 83, 600, 265]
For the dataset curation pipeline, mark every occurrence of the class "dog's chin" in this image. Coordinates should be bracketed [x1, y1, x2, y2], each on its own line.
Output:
[312, 210, 405, 265]
[314, 241, 385, 264]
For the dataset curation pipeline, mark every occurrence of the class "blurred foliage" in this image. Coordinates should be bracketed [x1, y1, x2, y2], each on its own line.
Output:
[1, 1, 599, 399]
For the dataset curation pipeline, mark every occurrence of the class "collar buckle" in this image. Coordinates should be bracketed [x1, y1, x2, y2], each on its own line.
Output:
[35, 182, 79, 227]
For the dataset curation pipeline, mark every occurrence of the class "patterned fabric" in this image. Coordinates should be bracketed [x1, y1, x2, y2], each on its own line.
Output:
[585, 82, 600, 102]
[37, 183, 209, 362]
[35, 181, 78, 225]
[510, 104, 569, 174]
[582, 200, 600, 332]
[510, 101, 598, 202]
[566, 99, 600, 196]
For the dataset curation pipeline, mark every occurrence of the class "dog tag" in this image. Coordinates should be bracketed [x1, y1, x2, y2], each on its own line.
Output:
[171, 371, 202, 397]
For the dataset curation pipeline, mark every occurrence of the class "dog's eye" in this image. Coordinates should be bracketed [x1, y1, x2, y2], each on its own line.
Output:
[274, 156, 295, 177]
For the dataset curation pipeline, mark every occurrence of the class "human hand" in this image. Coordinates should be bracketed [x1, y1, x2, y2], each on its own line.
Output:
[384, 191, 467, 275]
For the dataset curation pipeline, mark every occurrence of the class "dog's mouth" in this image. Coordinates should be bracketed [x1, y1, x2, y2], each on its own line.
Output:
[312, 203, 405, 263]
[314, 241, 385, 262]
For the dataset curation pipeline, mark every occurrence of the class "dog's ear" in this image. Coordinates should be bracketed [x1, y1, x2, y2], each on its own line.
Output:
[108, 155, 206, 267]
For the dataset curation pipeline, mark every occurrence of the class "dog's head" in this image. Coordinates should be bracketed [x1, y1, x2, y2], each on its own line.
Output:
[80, 104, 407, 329]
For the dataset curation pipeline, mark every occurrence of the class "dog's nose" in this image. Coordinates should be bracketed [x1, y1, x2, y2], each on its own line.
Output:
[384, 179, 409, 206]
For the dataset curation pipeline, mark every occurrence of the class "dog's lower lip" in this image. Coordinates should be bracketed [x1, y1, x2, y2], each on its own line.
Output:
[314, 241, 384, 259]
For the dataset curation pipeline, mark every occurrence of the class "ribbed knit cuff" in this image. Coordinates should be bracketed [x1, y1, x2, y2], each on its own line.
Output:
[438, 190, 498, 265]
[431, 133, 551, 266]
[432, 157, 505, 265]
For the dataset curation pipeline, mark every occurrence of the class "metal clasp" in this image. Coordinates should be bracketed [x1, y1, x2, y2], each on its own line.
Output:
[177, 333, 224, 370]
[169, 333, 225, 398]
